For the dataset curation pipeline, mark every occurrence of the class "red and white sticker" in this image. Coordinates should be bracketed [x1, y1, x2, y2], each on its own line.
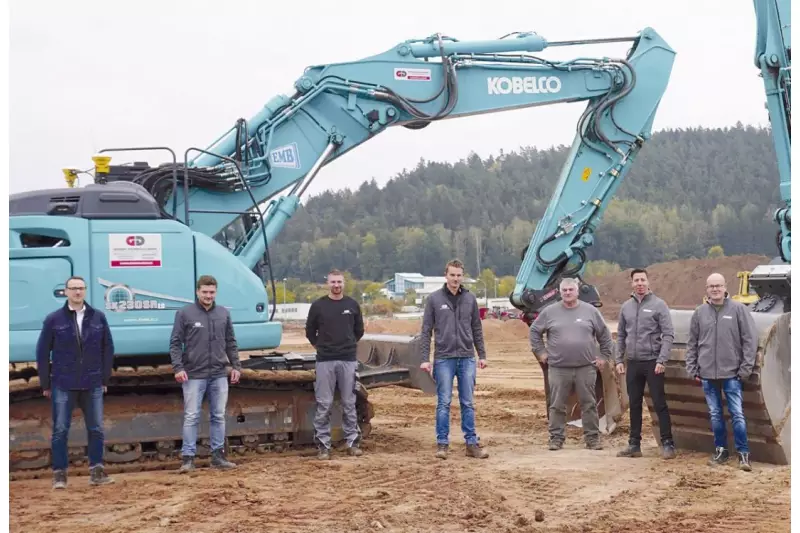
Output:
[109, 234, 162, 267]
[394, 67, 432, 81]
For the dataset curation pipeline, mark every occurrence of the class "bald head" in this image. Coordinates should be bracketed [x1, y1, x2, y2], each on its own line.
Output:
[705, 272, 726, 304]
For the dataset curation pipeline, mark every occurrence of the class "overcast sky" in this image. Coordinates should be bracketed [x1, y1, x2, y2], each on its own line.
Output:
[10, 0, 770, 199]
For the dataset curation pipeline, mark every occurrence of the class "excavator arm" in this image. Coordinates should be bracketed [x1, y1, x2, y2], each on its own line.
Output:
[754, 0, 791, 264]
[94, 28, 676, 281]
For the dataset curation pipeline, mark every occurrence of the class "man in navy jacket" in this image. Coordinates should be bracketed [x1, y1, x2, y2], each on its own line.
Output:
[36, 275, 115, 489]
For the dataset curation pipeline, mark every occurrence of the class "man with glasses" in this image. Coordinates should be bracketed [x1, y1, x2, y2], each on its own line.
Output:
[685, 272, 757, 471]
[36, 276, 115, 489]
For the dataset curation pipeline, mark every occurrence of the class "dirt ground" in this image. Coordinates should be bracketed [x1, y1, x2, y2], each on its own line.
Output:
[10, 316, 790, 533]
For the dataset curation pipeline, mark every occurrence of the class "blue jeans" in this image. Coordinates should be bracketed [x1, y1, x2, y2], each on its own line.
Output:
[433, 357, 478, 446]
[702, 377, 749, 453]
[181, 377, 229, 456]
[51, 386, 105, 471]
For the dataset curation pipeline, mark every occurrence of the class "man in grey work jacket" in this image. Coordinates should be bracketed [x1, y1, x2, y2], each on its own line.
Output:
[169, 274, 241, 472]
[529, 277, 613, 451]
[419, 258, 489, 460]
[615, 268, 677, 460]
[685, 272, 757, 471]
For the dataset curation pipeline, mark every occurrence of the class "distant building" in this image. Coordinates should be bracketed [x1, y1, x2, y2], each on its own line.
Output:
[382, 272, 477, 302]
[271, 302, 312, 321]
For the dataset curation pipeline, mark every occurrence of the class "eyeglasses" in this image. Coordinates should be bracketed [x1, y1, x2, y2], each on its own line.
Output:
[706, 284, 724, 289]
[66, 287, 86, 291]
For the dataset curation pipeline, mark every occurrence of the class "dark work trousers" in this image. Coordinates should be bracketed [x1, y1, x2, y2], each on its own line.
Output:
[627, 359, 673, 446]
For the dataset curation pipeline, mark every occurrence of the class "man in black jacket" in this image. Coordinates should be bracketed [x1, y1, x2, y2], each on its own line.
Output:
[170, 275, 241, 472]
[305, 269, 365, 459]
[36, 275, 115, 489]
[419, 259, 489, 460]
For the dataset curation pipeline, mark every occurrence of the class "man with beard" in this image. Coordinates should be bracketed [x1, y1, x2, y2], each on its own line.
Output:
[614, 268, 676, 460]
[305, 269, 365, 459]
[170, 274, 240, 473]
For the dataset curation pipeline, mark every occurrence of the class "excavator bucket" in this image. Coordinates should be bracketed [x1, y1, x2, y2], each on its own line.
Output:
[356, 334, 437, 395]
[538, 356, 629, 435]
[651, 310, 791, 464]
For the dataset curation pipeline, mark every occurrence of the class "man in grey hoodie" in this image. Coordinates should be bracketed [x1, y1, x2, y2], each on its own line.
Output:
[615, 268, 676, 460]
[685, 272, 757, 471]
[170, 275, 241, 473]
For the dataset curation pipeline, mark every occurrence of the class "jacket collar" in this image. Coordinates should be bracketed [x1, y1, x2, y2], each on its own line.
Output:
[704, 293, 730, 307]
[629, 290, 653, 302]
[195, 300, 216, 312]
[62, 301, 94, 317]
[441, 283, 467, 295]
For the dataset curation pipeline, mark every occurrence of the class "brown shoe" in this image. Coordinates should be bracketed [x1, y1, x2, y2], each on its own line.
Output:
[435, 445, 448, 459]
[466, 444, 488, 459]
[347, 446, 363, 457]
[586, 439, 603, 450]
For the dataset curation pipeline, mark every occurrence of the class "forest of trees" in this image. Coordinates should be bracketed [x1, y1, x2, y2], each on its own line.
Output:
[266, 123, 781, 283]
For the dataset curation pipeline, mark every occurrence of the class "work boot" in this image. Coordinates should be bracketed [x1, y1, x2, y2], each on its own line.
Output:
[435, 445, 448, 459]
[548, 439, 563, 451]
[616, 444, 643, 458]
[466, 444, 489, 459]
[52, 469, 67, 490]
[347, 445, 363, 457]
[89, 465, 114, 486]
[709, 447, 729, 465]
[738, 452, 752, 472]
[210, 449, 236, 469]
[179, 456, 195, 473]
[661, 440, 677, 460]
[585, 439, 603, 450]
[317, 447, 331, 460]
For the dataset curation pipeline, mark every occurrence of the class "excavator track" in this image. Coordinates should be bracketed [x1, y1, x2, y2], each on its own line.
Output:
[9, 334, 434, 479]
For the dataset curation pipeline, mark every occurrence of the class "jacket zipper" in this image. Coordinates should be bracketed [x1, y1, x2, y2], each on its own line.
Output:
[634, 297, 641, 360]
[712, 302, 720, 379]
[207, 310, 213, 375]
[455, 299, 461, 354]
[73, 311, 84, 382]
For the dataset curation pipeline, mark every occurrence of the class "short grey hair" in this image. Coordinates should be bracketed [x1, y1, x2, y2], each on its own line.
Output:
[559, 277, 579, 290]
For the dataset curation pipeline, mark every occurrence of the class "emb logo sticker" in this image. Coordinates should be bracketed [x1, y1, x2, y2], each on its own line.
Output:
[269, 143, 301, 169]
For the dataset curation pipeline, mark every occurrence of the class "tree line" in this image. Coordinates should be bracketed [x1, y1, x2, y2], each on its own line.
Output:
[267, 122, 781, 283]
